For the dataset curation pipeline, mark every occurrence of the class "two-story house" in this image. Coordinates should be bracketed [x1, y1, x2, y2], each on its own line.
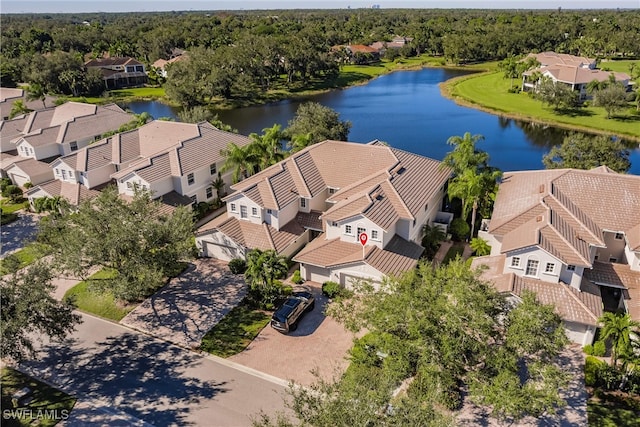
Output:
[472, 167, 640, 345]
[84, 57, 148, 89]
[2, 102, 133, 187]
[27, 120, 251, 209]
[196, 140, 452, 287]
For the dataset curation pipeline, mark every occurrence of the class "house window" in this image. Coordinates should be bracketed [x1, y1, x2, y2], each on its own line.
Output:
[70, 141, 78, 151]
[511, 257, 521, 268]
[357, 227, 366, 238]
[55, 169, 60, 176]
[206, 187, 213, 199]
[240, 205, 248, 219]
[328, 188, 336, 194]
[251, 207, 258, 216]
[187, 173, 195, 185]
[61, 170, 67, 179]
[300, 198, 307, 208]
[545, 262, 555, 274]
[615, 232, 624, 240]
[190, 195, 197, 204]
[142, 185, 147, 191]
[525, 259, 539, 276]
[210, 163, 217, 175]
[609, 257, 618, 263]
[267, 209, 272, 214]
[345, 225, 353, 235]
[230, 203, 236, 212]
[371, 230, 379, 240]
[567, 265, 576, 271]
[424, 203, 428, 212]
[126, 181, 132, 189]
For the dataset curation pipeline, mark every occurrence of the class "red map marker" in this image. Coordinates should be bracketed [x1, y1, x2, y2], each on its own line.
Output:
[359, 233, 368, 246]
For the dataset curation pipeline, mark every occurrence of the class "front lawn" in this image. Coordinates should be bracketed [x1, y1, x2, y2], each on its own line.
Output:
[588, 388, 640, 427]
[63, 269, 135, 321]
[200, 300, 270, 358]
[0, 243, 51, 275]
[0, 199, 26, 214]
[1, 367, 76, 427]
[445, 70, 640, 140]
[442, 242, 465, 264]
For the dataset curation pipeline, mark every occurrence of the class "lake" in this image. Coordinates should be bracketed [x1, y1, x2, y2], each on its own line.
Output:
[126, 68, 640, 174]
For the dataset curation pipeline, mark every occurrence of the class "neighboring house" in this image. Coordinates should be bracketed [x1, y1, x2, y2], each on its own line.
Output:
[27, 120, 251, 209]
[5, 158, 54, 186]
[2, 102, 133, 157]
[196, 140, 451, 287]
[334, 45, 381, 64]
[370, 35, 413, 55]
[0, 87, 57, 120]
[84, 57, 148, 89]
[152, 49, 188, 78]
[26, 179, 100, 206]
[521, 52, 631, 100]
[472, 166, 640, 345]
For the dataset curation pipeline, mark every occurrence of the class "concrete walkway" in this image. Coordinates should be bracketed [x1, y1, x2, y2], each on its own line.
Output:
[120, 259, 247, 349]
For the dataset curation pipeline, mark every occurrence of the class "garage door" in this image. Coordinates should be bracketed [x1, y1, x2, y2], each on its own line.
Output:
[9, 173, 28, 187]
[303, 265, 330, 284]
[202, 241, 244, 262]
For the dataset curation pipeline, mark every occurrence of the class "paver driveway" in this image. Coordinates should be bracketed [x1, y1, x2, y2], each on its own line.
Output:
[120, 259, 246, 349]
[0, 212, 39, 258]
[230, 283, 357, 386]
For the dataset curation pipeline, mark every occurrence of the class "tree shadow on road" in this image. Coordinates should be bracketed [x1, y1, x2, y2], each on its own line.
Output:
[20, 333, 228, 425]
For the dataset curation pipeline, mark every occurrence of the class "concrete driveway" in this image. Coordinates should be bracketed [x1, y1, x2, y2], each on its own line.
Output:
[0, 211, 39, 258]
[120, 259, 247, 349]
[230, 283, 357, 386]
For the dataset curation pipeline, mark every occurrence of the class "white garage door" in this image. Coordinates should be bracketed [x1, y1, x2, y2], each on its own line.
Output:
[202, 241, 244, 262]
[304, 265, 330, 284]
[564, 321, 589, 346]
[9, 173, 29, 187]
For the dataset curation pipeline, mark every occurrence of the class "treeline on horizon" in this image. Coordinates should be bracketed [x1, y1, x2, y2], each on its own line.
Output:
[1, 9, 638, 103]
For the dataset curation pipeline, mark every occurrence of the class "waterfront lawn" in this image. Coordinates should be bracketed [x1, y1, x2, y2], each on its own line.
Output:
[598, 59, 639, 74]
[63, 269, 135, 321]
[108, 87, 166, 98]
[449, 71, 640, 139]
[200, 301, 270, 358]
[1, 367, 76, 427]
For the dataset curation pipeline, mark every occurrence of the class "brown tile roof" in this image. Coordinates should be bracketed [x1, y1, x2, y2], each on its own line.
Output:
[348, 45, 379, 54]
[199, 215, 304, 253]
[489, 168, 640, 266]
[1, 115, 29, 144]
[294, 211, 324, 231]
[28, 179, 100, 205]
[532, 65, 630, 85]
[85, 57, 143, 67]
[0, 88, 57, 120]
[294, 234, 422, 277]
[6, 157, 53, 177]
[627, 223, 640, 252]
[472, 255, 602, 326]
[584, 261, 640, 322]
[525, 52, 595, 68]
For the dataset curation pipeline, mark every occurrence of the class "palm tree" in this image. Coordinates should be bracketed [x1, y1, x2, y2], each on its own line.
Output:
[442, 132, 488, 175]
[250, 124, 285, 169]
[288, 132, 314, 153]
[26, 83, 47, 109]
[421, 223, 446, 259]
[470, 237, 491, 256]
[220, 142, 258, 183]
[597, 312, 640, 368]
[211, 172, 225, 199]
[245, 249, 289, 288]
[9, 100, 31, 119]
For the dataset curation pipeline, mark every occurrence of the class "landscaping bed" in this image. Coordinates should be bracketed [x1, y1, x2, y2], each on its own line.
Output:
[0, 243, 51, 275]
[588, 388, 640, 427]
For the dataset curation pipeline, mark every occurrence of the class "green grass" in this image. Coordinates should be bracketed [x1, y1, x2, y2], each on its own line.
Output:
[598, 59, 639, 74]
[0, 243, 51, 275]
[108, 87, 166, 98]
[1, 367, 76, 427]
[587, 389, 640, 427]
[63, 269, 134, 321]
[445, 70, 640, 140]
[442, 242, 465, 264]
[0, 199, 26, 214]
[200, 300, 270, 358]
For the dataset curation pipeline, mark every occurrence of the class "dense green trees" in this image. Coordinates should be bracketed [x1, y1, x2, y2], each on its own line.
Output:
[285, 102, 351, 147]
[39, 187, 195, 302]
[592, 84, 630, 119]
[597, 312, 640, 369]
[244, 249, 290, 309]
[1, 262, 81, 361]
[542, 133, 631, 173]
[256, 260, 569, 425]
[535, 77, 579, 111]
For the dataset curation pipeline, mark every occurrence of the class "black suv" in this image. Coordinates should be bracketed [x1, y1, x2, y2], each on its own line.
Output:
[270, 291, 315, 333]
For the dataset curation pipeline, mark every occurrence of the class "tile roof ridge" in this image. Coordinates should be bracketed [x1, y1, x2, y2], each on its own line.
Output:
[540, 222, 591, 266]
[383, 178, 415, 220]
[56, 122, 68, 144]
[543, 193, 603, 245]
[327, 170, 390, 202]
[290, 155, 312, 197]
[561, 281, 600, 323]
[489, 202, 545, 234]
[262, 223, 277, 251]
[548, 179, 603, 245]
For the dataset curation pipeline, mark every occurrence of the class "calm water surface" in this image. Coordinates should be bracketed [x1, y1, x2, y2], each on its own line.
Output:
[126, 68, 640, 174]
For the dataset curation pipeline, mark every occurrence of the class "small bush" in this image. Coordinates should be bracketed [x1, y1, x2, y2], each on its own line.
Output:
[592, 340, 606, 357]
[248, 280, 289, 310]
[0, 177, 12, 191]
[2, 185, 23, 202]
[23, 181, 33, 189]
[583, 344, 594, 355]
[585, 355, 606, 387]
[450, 218, 470, 241]
[322, 281, 342, 298]
[228, 258, 247, 274]
[291, 270, 303, 284]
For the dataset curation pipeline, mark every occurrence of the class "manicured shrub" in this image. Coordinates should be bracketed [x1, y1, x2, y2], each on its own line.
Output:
[583, 344, 594, 355]
[291, 270, 303, 284]
[592, 340, 606, 357]
[2, 184, 23, 202]
[0, 178, 12, 191]
[23, 181, 33, 189]
[228, 258, 247, 274]
[585, 355, 606, 387]
[450, 218, 470, 241]
[322, 281, 342, 298]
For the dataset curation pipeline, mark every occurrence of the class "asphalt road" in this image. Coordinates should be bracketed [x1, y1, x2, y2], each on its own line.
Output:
[20, 313, 289, 426]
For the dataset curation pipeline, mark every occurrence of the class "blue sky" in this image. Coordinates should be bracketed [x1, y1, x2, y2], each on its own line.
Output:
[2, 0, 639, 14]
